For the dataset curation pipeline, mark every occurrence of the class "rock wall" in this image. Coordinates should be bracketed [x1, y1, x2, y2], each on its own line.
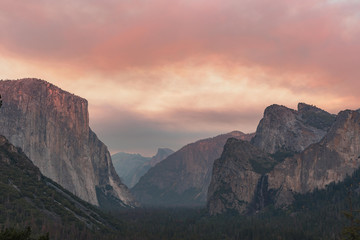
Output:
[268, 110, 360, 206]
[0, 78, 137, 207]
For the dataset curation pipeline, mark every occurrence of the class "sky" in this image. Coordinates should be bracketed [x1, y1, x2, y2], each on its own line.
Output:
[0, 0, 360, 156]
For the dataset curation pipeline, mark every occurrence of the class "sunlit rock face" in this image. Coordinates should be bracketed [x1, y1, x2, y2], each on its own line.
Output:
[0, 78, 137, 208]
[132, 131, 255, 207]
[208, 104, 360, 215]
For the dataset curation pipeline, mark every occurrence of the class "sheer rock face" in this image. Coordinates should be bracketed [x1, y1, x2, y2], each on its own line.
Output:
[251, 103, 335, 154]
[207, 139, 271, 215]
[268, 110, 360, 206]
[207, 104, 360, 215]
[132, 131, 255, 207]
[0, 79, 137, 207]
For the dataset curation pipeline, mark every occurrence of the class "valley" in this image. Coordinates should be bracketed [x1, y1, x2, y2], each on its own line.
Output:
[0, 79, 359, 240]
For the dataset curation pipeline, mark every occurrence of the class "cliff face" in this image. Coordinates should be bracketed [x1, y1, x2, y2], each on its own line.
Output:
[251, 103, 335, 154]
[207, 138, 276, 215]
[267, 110, 360, 206]
[0, 79, 137, 207]
[132, 131, 255, 207]
[208, 104, 360, 215]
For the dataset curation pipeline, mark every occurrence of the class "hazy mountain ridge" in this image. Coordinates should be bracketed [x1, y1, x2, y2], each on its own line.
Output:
[112, 148, 174, 188]
[207, 103, 360, 215]
[132, 131, 255, 207]
[0, 78, 137, 208]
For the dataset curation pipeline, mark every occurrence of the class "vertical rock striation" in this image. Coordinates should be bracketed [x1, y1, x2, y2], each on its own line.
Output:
[0, 78, 137, 207]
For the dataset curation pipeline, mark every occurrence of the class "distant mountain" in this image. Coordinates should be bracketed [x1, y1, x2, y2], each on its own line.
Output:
[149, 148, 175, 167]
[207, 103, 360, 215]
[132, 131, 255, 207]
[0, 135, 119, 240]
[112, 148, 174, 188]
[0, 78, 137, 208]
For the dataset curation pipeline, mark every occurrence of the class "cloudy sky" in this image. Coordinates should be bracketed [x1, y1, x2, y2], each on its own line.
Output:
[1, 0, 359, 156]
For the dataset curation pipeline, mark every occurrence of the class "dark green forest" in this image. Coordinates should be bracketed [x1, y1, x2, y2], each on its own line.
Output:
[111, 168, 360, 239]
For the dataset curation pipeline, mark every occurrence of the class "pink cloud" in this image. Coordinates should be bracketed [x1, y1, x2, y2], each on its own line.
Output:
[0, 0, 360, 95]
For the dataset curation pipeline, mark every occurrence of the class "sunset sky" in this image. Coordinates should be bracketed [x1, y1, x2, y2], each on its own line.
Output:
[1, 0, 360, 156]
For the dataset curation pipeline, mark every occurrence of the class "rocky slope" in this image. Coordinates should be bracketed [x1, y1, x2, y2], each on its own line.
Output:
[0, 135, 118, 239]
[132, 131, 255, 207]
[112, 148, 173, 188]
[207, 104, 360, 215]
[0, 78, 137, 208]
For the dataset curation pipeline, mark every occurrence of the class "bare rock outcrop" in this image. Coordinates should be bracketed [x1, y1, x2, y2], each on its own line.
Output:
[0, 78, 137, 208]
[251, 103, 335, 154]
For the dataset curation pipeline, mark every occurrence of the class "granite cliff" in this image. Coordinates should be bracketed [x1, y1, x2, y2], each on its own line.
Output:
[132, 131, 254, 207]
[0, 78, 137, 208]
[207, 138, 277, 214]
[208, 103, 359, 215]
[251, 103, 335, 153]
[267, 109, 360, 206]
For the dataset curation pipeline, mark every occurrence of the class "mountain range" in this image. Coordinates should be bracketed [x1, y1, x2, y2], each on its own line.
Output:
[132, 131, 254, 207]
[207, 103, 360, 215]
[1, 78, 360, 239]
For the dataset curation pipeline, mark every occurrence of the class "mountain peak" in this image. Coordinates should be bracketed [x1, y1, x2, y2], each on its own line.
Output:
[252, 103, 335, 153]
[298, 102, 320, 112]
[155, 148, 174, 158]
[263, 104, 295, 116]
